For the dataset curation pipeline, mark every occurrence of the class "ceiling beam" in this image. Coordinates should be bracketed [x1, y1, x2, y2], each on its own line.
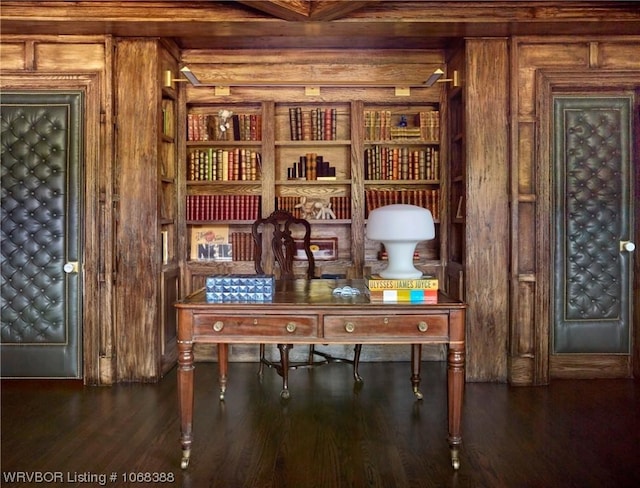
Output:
[236, 1, 375, 21]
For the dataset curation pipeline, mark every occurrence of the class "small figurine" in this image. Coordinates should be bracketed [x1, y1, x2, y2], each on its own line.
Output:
[398, 115, 408, 127]
[313, 201, 336, 220]
[295, 196, 316, 220]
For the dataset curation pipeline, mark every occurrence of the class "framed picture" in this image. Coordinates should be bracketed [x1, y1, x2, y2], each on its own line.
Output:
[190, 225, 232, 261]
[294, 237, 338, 261]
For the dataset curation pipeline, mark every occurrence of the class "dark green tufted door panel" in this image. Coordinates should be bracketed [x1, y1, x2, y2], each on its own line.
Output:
[553, 97, 634, 354]
[1, 92, 83, 378]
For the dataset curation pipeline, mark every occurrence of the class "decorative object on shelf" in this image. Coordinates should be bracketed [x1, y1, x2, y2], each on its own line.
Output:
[366, 204, 435, 279]
[294, 196, 316, 220]
[218, 109, 233, 133]
[293, 237, 338, 261]
[313, 201, 336, 220]
[190, 225, 232, 261]
[293, 197, 336, 220]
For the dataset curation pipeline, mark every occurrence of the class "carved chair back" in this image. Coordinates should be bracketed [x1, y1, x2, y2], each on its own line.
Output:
[252, 210, 315, 280]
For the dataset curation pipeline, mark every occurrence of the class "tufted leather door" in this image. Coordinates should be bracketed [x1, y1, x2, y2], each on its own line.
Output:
[553, 96, 634, 355]
[1, 92, 83, 378]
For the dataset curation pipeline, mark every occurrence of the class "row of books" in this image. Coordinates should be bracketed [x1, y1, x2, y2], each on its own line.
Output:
[285, 153, 337, 180]
[186, 109, 438, 142]
[187, 148, 261, 181]
[289, 107, 338, 141]
[364, 146, 439, 181]
[275, 196, 351, 220]
[365, 189, 440, 221]
[187, 113, 262, 142]
[365, 275, 439, 304]
[364, 110, 440, 141]
[186, 195, 261, 221]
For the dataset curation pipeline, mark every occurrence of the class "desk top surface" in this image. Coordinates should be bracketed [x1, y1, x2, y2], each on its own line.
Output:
[176, 279, 465, 310]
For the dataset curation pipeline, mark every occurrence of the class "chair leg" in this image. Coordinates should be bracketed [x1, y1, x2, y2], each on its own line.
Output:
[277, 343, 292, 399]
[258, 344, 266, 376]
[353, 344, 363, 382]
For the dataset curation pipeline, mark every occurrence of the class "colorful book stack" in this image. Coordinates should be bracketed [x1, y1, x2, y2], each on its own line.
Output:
[365, 275, 438, 304]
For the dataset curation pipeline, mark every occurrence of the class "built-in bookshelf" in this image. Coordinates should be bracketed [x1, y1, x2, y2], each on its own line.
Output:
[363, 104, 442, 277]
[445, 85, 465, 300]
[273, 102, 354, 278]
[183, 103, 265, 284]
[180, 98, 445, 291]
[157, 45, 180, 375]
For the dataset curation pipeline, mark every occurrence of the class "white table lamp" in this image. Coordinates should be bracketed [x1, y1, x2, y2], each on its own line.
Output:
[366, 204, 435, 279]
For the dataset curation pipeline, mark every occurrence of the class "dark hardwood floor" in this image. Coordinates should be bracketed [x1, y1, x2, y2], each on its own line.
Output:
[2, 361, 639, 487]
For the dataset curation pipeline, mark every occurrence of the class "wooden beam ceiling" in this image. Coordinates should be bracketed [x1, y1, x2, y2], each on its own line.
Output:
[236, 1, 375, 21]
[1, 1, 639, 50]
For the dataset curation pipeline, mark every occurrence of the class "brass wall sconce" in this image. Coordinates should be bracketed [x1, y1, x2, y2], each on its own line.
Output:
[423, 69, 460, 88]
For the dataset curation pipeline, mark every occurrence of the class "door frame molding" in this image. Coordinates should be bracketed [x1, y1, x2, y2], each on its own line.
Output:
[537, 69, 639, 381]
[1, 72, 107, 383]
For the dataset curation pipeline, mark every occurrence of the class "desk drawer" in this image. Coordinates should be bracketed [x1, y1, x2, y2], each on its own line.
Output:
[193, 314, 318, 339]
[324, 314, 448, 339]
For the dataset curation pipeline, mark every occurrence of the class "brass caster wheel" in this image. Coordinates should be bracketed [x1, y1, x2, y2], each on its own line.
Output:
[219, 387, 226, 401]
[413, 388, 424, 400]
[181, 450, 191, 470]
[451, 449, 460, 470]
[280, 389, 290, 400]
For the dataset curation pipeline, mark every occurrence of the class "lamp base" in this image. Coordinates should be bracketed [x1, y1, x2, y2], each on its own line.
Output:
[378, 242, 423, 279]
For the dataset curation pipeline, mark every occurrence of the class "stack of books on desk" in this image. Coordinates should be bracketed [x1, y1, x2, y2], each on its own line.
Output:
[365, 275, 438, 304]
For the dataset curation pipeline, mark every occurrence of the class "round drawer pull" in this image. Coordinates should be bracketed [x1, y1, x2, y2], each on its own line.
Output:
[345, 322, 355, 333]
[417, 321, 429, 332]
[213, 321, 224, 332]
[286, 322, 297, 333]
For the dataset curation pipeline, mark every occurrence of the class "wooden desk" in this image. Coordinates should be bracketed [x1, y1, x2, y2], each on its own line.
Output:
[175, 279, 466, 470]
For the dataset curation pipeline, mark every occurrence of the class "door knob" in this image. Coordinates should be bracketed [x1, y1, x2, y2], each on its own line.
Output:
[63, 262, 79, 273]
[620, 241, 636, 252]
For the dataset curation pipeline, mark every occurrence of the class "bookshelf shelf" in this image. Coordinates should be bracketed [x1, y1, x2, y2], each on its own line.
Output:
[186, 140, 262, 147]
[186, 180, 261, 187]
[186, 219, 256, 225]
[364, 139, 439, 146]
[275, 179, 352, 186]
[275, 139, 351, 146]
[364, 179, 439, 185]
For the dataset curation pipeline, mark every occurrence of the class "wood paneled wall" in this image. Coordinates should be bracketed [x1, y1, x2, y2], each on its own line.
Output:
[2, 32, 638, 384]
[0, 36, 114, 385]
[464, 39, 510, 382]
[509, 36, 640, 385]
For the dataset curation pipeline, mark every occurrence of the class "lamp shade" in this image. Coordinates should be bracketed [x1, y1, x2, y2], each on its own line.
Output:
[366, 204, 435, 279]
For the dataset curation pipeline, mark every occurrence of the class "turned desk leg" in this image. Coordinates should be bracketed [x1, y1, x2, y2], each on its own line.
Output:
[218, 344, 228, 401]
[177, 339, 194, 469]
[447, 330, 465, 470]
[277, 344, 292, 399]
[411, 344, 423, 400]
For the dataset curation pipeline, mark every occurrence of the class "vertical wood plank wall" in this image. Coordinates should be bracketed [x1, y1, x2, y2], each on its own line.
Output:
[509, 36, 640, 385]
[113, 39, 162, 382]
[464, 39, 510, 382]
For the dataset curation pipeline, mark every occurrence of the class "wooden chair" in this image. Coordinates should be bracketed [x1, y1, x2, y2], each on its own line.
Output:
[252, 209, 362, 398]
